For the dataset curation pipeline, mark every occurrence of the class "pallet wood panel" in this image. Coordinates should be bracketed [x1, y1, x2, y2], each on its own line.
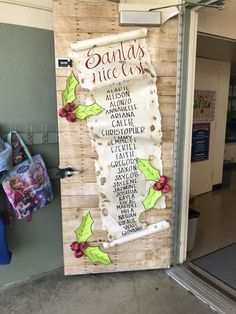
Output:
[53, 0, 178, 275]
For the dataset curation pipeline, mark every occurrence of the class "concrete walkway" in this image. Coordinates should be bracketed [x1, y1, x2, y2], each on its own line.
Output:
[0, 268, 213, 314]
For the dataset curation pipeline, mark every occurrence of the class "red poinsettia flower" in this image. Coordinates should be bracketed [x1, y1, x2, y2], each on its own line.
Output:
[58, 102, 77, 122]
[153, 175, 170, 193]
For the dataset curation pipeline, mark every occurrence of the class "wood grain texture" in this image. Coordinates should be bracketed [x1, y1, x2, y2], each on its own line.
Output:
[53, 0, 178, 275]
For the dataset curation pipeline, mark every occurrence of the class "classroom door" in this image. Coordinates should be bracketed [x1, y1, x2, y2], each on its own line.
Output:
[53, 0, 178, 275]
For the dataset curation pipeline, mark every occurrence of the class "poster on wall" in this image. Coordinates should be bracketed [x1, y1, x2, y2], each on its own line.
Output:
[191, 123, 210, 162]
[193, 90, 216, 121]
[70, 28, 170, 246]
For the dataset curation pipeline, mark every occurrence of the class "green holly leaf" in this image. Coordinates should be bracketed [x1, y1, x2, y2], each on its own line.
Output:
[62, 72, 78, 106]
[137, 159, 160, 181]
[75, 212, 94, 243]
[75, 103, 104, 120]
[143, 187, 162, 211]
[84, 246, 112, 265]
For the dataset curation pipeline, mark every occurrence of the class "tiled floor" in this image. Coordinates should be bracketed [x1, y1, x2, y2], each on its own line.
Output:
[188, 169, 236, 261]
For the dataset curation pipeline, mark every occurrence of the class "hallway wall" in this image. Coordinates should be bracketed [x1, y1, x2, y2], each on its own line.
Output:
[190, 58, 230, 196]
[0, 0, 53, 30]
[0, 3, 62, 286]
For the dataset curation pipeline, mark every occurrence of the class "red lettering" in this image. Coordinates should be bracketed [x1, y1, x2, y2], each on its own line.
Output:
[92, 67, 120, 84]
[102, 51, 111, 64]
[121, 63, 128, 77]
[127, 45, 135, 60]
[107, 68, 113, 80]
[121, 62, 145, 77]
[112, 67, 119, 78]
[85, 48, 101, 69]
[137, 61, 145, 75]
[85, 42, 145, 70]
[137, 45, 145, 59]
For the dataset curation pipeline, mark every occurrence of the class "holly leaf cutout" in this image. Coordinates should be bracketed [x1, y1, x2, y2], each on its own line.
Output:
[137, 159, 160, 181]
[75, 103, 104, 120]
[62, 72, 78, 106]
[75, 212, 94, 243]
[143, 187, 162, 211]
[84, 246, 112, 265]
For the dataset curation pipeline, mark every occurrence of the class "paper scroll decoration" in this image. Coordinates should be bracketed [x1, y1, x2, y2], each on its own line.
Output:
[71, 28, 169, 241]
[70, 212, 112, 265]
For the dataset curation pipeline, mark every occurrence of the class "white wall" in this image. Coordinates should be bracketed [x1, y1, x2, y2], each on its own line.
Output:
[198, 0, 236, 40]
[6, 0, 235, 34]
[190, 58, 231, 196]
[0, 0, 53, 30]
[190, 0, 236, 196]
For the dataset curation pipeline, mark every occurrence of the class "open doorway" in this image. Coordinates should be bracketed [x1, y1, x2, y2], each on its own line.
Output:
[186, 34, 236, 298]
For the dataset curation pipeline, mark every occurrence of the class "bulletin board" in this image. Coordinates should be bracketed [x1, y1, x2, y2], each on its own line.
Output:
[193, 90, 216, 122]
[53, 0, 178, 275]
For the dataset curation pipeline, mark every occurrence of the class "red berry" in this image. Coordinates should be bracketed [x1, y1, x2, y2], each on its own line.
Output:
[74, 250, 84, 258]
[58, 108, 68, 118]
[153, 181, 162, 191]
[66, 112, 76, 122]
[80, 242, 88, 251]
[159, 176, 168, 185]
[162, 184, 170, 193]
[70, 241, 80, 252]
[65, 102, 76, 112]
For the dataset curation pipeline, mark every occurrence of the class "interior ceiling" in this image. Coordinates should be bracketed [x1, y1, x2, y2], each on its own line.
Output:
[197, 34, 236, 73]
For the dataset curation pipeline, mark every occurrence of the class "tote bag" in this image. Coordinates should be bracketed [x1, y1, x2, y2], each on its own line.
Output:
[2, 132, 53, 219]
[0, 138, 12, 183]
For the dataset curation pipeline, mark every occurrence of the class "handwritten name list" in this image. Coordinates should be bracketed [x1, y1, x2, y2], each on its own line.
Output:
[72, 30, 165, 238]
[87, 78, 165, 238]
[106, 85, 144, 236]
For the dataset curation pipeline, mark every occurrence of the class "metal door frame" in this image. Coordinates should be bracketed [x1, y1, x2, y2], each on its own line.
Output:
[172, 8, 198, 264]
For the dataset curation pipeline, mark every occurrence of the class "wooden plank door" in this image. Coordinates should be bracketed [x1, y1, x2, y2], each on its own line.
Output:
[53, 0, 178, 275]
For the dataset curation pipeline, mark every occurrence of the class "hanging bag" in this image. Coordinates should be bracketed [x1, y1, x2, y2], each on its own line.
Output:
[0, 138, 12, 183]
[0, 215, 11, 264]
[2, 131, 53, 219]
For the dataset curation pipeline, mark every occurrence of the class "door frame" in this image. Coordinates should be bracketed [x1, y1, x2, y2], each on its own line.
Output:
[174, 9, 199, 264]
